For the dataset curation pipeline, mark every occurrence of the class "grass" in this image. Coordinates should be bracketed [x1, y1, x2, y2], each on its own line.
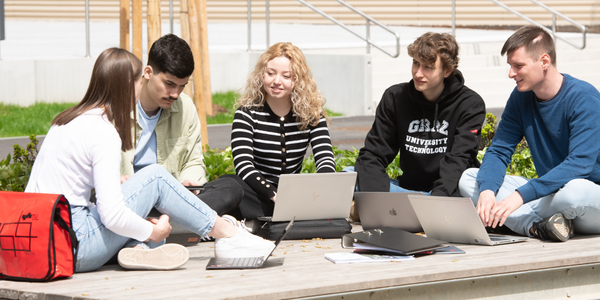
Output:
[0, 102, 77, 137]
[0, 91, 343, 137]
[206, 91, 342, 124]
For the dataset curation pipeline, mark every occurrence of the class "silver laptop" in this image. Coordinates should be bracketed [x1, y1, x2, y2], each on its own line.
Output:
[265, 172, 357, 222]
[354, 192, 422, 232]
[206, 219, 294, 270]
[408, 195, 528, 246]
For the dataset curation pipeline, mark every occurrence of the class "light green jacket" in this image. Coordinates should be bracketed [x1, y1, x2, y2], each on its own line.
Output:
[120, 93, 208, 185]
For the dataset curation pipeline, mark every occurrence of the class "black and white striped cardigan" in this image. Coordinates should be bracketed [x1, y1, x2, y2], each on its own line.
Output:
[231, 104, 336, 199]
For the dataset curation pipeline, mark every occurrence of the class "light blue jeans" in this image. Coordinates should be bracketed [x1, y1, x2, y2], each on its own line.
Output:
[71, 164, 217, 272]
[343, 167, 431, 195]
[459, 168, 600, 237]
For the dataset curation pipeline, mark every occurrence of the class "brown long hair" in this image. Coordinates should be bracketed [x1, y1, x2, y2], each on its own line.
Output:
[52, 48, 142, 151]
[236, 42, 328, 130]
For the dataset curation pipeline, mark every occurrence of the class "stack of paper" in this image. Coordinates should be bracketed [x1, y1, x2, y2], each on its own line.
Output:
[325, 252, 415, 264]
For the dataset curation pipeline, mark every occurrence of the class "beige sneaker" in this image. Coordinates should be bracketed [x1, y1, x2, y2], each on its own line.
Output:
[118, 244, 189, 270]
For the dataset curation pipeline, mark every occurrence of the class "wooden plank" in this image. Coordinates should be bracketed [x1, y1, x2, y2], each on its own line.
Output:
[119, 0, 130, 51]
[2, 228, 600, 299]
[180, 0, 194, 98]
[132, 0, 142, 61]
[188, 0, 209, 148]
[199, 0, 213, 116]
[147, 0, 161, 54]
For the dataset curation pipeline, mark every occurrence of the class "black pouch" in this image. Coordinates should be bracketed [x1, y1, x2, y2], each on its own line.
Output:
[252, 218, 351, 240]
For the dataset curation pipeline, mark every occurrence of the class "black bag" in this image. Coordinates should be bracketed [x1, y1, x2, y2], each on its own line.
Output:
[252, 218, 351, 240]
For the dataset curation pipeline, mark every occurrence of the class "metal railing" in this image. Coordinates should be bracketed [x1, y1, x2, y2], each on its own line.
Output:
[84, 0, 177, 58]
[247, 0, 401, 58]
[451, 0, 586, 49]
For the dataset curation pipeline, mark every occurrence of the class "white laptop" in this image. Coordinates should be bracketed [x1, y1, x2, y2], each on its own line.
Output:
[263, 172, 357, 222]
[408, 195, 528, 246]
[354, 192, 422, 232]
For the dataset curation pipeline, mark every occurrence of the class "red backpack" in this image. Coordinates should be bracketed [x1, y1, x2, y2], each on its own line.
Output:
[0, 191, 78, 281]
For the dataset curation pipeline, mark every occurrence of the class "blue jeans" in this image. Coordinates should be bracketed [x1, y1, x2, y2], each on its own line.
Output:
[71, 164, 217, 272]
[343, 166, 431, 195]
[459, 168, 600, 237]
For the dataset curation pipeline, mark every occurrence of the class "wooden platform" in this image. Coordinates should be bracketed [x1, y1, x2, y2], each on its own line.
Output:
[2, 228, 600, 300]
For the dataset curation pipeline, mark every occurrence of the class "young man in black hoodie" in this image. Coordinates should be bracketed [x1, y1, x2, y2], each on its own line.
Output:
[353, 32, 485, 197]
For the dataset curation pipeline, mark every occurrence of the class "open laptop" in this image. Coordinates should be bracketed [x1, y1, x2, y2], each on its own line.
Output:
[354, 192, 423, 232]
[262, 172, 357, 222]
[206, 218, 294, 270]
[408, 195, 528, 246]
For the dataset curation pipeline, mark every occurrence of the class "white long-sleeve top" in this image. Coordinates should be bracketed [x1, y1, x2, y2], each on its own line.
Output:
[26, 108, 152, 242]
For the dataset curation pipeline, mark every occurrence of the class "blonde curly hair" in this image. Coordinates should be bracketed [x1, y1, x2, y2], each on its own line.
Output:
[236, 42, 329, 130]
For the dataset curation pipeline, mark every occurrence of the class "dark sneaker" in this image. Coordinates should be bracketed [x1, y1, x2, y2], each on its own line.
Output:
[199, 235, 215, 242]
[531, 213, 573, 242]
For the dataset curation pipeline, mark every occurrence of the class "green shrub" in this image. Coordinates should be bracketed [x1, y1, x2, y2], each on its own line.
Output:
[478, 113, 537, 179]
[0, 114, 537, 190]
[202, 146, 236, 181]
[0, 135, 39, 191]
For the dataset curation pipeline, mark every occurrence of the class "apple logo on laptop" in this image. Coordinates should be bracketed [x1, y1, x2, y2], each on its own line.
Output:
[389, 208, 397, 216]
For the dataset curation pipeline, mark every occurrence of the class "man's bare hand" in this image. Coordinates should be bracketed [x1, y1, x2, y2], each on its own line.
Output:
[477, 190, 497, 226]
[489, 191, 524, 228]
[120, 175, 131, 184]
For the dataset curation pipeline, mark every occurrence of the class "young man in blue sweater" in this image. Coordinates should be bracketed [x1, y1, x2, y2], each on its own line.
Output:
[459, 25, 600, 242]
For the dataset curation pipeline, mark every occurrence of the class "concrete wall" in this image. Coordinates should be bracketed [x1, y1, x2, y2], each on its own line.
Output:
[0, 52, 372, 116]
[0, 58, 95, 106]
[210, 52, 373, 116]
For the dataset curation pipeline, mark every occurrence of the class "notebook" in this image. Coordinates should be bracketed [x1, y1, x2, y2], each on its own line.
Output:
[341, 227, 446, 255]
[354, 192, 422, 232]
[205, 218, 294, 270]
[262, 172, 357, 222]
[408, 195, 528, 246]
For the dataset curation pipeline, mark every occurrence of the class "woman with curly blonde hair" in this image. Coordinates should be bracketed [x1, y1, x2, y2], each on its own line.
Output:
[229, 42, 336, 219]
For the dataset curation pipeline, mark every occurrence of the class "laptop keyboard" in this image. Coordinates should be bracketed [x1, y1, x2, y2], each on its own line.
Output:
[226, 257, 262, 267]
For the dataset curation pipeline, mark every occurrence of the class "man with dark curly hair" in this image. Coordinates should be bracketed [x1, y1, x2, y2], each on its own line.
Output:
[352, 32, 486, 199]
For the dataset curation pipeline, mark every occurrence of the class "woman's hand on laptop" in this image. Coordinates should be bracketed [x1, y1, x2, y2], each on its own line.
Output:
[271, 192, 277, 203]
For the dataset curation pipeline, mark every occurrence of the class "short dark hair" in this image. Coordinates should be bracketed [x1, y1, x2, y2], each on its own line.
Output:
[147, 34, 195, 78]
[501, 25, 556, 66]
[407, 32, 459, 74]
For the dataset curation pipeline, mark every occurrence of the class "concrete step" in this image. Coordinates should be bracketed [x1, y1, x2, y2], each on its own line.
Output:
[6, 0, 600, 27]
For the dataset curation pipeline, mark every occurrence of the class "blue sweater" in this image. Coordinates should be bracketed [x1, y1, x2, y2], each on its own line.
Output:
[477, 74, 600, 203]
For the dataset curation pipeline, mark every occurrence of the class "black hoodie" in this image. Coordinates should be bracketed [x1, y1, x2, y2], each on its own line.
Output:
[355, 70, 485, 196]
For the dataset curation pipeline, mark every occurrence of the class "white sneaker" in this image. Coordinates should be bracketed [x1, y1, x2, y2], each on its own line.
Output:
[221, 214, 253, 233]
[118, 244, 189, 270]
[215, 215, 275, 258]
